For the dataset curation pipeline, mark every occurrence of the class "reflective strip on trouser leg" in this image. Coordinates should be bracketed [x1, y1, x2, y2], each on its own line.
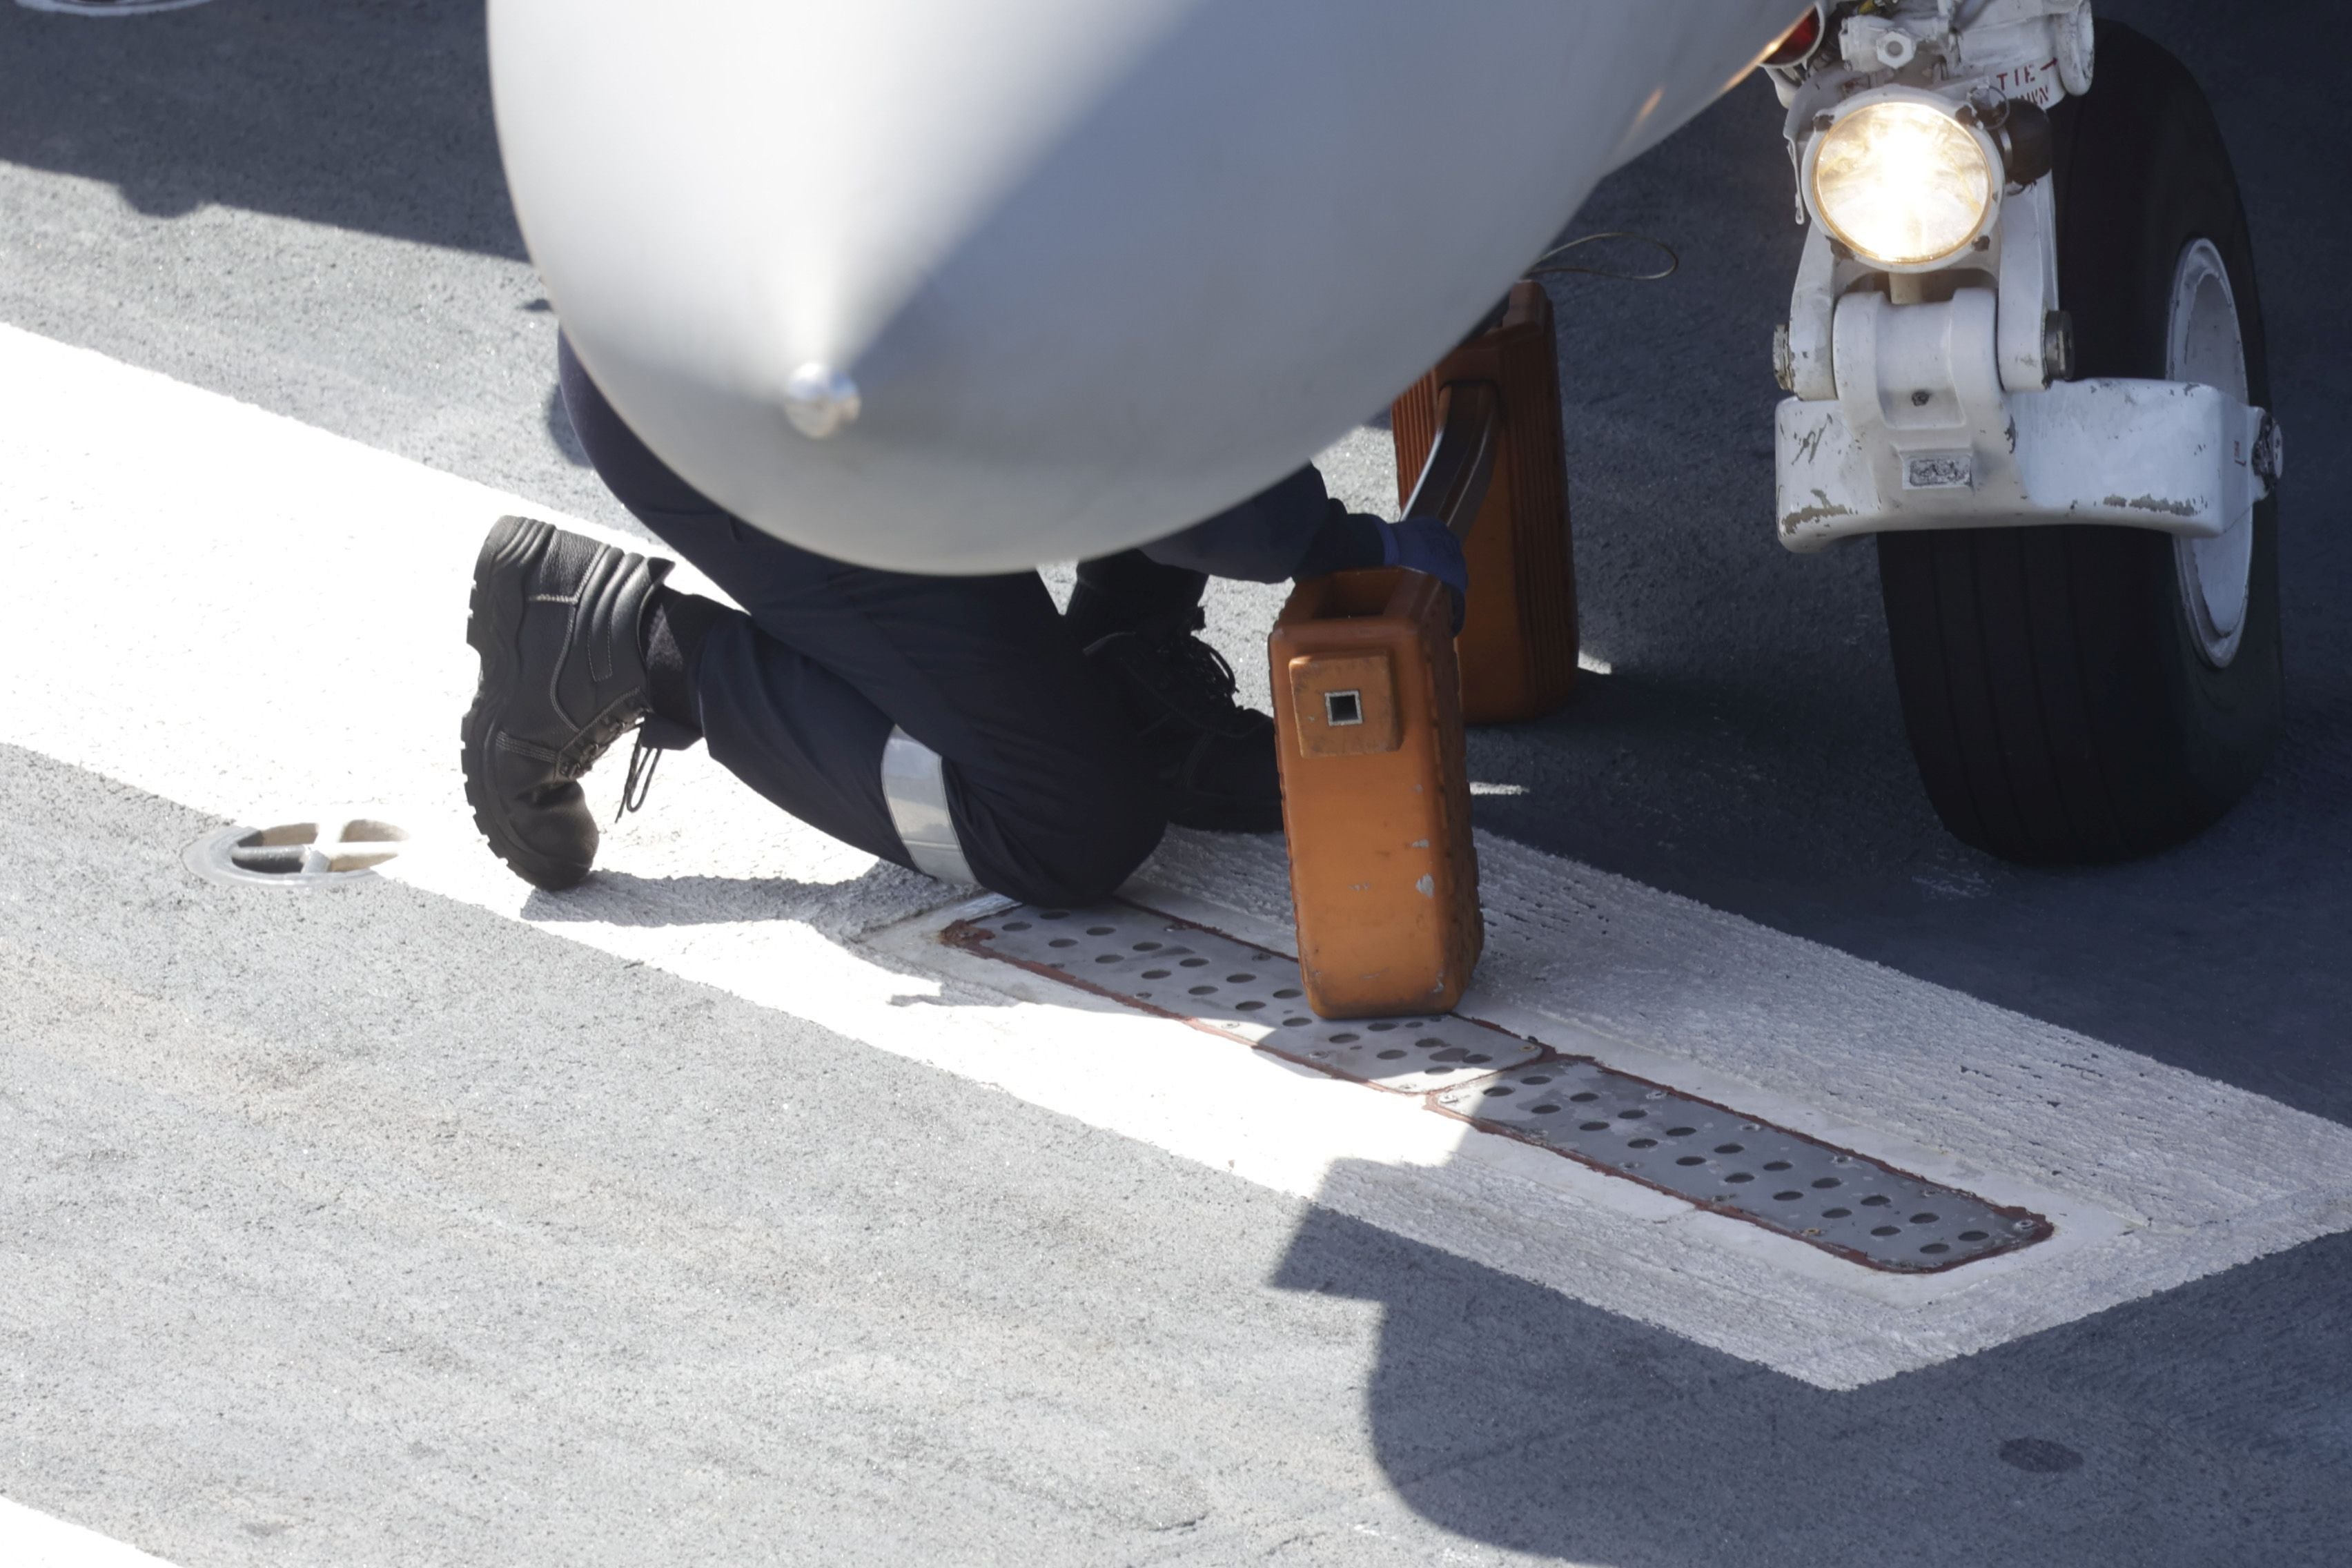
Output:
[880, 726, 978, 885]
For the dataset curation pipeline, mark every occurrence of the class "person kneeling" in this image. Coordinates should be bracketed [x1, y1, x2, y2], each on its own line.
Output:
[460, 335, 1464, 909]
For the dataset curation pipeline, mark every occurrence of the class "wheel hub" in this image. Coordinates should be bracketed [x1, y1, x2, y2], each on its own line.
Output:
[2168, 237, 2254, 667]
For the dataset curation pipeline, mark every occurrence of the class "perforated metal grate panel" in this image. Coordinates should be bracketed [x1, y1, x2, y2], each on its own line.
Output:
[947, 901, 2053, 1273]
[1431, 1061, 2048, 1271]
[950, 902, 1540, 1092]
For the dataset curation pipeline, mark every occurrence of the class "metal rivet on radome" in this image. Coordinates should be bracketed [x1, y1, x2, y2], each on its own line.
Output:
[184, 818, 408, 887]
[783, 361, 861, 440]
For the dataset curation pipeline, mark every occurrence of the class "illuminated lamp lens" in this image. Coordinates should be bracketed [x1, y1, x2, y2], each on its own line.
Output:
[1765, 8, 1823, 67]
[1809, 101, 1995, 268]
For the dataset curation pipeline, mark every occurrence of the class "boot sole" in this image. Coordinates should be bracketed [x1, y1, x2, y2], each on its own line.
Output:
[460, 516, 594, 891]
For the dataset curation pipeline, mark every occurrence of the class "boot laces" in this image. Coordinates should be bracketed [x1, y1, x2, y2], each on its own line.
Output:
[615, 730, 661, 821]
[1130, 611, 1251, 732]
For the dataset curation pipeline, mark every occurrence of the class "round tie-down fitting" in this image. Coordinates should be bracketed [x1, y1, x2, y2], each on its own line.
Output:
[184, 819, 409, 888]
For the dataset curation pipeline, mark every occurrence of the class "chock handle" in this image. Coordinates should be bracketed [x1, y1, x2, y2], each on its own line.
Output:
[1400, 379, 1501, 542]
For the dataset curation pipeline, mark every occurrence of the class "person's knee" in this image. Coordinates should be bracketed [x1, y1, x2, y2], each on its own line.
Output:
[963, 788, 1165, 909]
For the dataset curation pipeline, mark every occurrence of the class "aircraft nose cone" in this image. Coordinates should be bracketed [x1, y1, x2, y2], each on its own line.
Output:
[491, 0, 1797, 572]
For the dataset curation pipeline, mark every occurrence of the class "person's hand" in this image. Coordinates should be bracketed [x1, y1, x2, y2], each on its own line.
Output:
[1386, 518, 1469, 633]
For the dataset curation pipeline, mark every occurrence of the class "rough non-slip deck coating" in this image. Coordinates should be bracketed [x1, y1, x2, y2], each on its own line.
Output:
[950, 901, 2054, 1273]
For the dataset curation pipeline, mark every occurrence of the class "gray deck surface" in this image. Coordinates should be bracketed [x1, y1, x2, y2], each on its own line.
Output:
[3, 2, 2347, 1563]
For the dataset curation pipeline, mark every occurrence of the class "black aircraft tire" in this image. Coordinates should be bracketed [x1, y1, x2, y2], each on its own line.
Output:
[1876, 22, 2282, 865]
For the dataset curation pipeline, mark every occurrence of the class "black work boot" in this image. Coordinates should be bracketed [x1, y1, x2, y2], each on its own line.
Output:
[461, 515, 673, 890]
[1085, 608, 1283, 833]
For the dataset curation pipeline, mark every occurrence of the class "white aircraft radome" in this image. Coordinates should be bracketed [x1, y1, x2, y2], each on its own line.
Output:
[490, 0, 1804, 572]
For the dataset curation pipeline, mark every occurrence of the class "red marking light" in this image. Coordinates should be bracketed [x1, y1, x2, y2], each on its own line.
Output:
[1765, 6, 1824, 67]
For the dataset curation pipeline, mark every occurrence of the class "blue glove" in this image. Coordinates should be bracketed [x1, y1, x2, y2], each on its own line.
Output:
[1384, 518, 1469, 633]
[1289, 509, 1469, 632]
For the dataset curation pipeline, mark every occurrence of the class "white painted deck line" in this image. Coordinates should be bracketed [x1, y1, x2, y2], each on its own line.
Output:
[6, 323, 2350, 1391]
[0, 1498, 183, 1568]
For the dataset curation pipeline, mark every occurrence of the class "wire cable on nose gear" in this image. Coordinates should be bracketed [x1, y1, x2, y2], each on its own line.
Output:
[1525, 230, 1679, 282]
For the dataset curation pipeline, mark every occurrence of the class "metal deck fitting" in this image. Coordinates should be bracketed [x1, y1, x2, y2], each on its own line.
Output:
[949, 900, 2054, 1274]
[184, 819, 407, 888]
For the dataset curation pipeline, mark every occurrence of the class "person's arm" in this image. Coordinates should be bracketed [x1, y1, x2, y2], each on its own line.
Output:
[1142, 466, 1468, 629]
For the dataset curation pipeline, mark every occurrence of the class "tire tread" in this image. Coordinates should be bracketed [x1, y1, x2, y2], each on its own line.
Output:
[1874, 21, 2280, 865]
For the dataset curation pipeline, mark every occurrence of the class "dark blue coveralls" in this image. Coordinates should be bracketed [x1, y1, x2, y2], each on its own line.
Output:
[559, 338, 1382, 908]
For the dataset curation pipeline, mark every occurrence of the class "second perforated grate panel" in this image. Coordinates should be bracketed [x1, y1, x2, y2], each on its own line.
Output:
[1430, 1060, 2048, 1270]
[945, 901, 2054, 1273]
